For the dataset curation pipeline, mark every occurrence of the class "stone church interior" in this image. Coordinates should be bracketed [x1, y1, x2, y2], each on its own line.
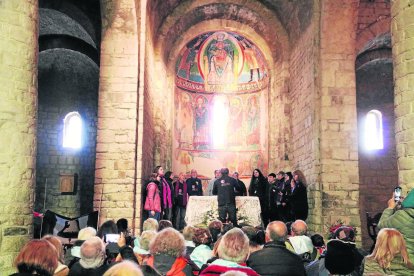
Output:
[2, 0, 414, 274]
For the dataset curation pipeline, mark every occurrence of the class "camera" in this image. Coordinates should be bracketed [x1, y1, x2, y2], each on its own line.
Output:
[394, 186, 402, 202]
[105, 234, 120, 243]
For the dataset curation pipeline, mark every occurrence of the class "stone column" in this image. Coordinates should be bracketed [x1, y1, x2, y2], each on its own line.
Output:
[391, 1, 414, 192]
[318, 0, 361, 235]
[0, 0, 38, 274]
[94, 0, 141, 230]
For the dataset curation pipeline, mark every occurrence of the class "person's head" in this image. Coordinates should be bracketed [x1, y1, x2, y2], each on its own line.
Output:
[42, 235, 64, 263]
[183, 225, 196, 241]
[242, 226, 265, 248]
[149, 228, 186, 257]
[333, 226, 356, 242]
[221, 272, 248, 276]
[158, 220, 173, 231]
[267, 173, 276, 183]
[143, 218, 159, 232]
[252, 169, 260, 178]
[78, 226, 97, 240]
[148, 173, 159, 182]
[220, 167, 229, 176]
[291, 220, 308, 236]
[232, 172, 239, 180]
[325, 239, 356, 275]
[154, 166, 164, 177]
[119, 246, 139, 263]
[214, 169, 221, 179]
[193, 228, 212, 246]
[311, 234, 325, 247]
[80, 237, 106, 269]
[277, 171, 285, 180]
[217, 228, 250, 263]
[103, 260, 143, 276]
[140, 230, 157, 251]
[208, 220, 223, 243]
[164, 171, 173, 180]
[221, 222, 234, 236]
[369, 228, 411, 269]
[178, 172, 186, 182]
[284, 172, 293, 182]
[191, 169, 197, 178]
[293, 169, 307, 186]
[266, 221, 288, 242]
[97, 220, 118, 239]
[14, 239, 58, 276]
[117, 218, 128, 234]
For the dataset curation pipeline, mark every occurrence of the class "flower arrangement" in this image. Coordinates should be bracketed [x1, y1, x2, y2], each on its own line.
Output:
[199, 208, 252, 227]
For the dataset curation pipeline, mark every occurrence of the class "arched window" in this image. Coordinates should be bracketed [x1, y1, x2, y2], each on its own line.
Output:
[364, 110, 383, 150]
[63, 112, 82, 149]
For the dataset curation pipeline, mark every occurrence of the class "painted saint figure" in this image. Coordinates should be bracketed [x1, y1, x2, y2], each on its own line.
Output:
[193, 95, 209, 148]
[246, 95, 260, 145]
[206, 32, 234, 84]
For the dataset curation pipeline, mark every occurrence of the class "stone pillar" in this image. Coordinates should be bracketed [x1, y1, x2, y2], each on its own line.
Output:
[318, 0, 361, 235]
[391, 0, 414, 192]
[94, 0, 141, 231]
[0, 0, 38, 274]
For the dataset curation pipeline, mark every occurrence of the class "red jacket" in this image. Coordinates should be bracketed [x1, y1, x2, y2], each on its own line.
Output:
[144, 182, 161, 212]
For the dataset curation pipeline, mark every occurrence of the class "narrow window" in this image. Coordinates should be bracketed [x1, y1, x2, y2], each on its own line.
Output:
[63, 112, 82, 149]
[365, 110, 383, 150]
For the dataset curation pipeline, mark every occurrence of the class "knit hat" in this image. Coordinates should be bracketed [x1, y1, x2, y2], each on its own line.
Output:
[325, 239, 356, 275]
[402, 189, 414, 208]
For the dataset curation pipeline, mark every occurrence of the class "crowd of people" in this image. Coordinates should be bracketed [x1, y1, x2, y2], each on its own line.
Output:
[11, 166, 414, 275]
[143, 166, 309, 228]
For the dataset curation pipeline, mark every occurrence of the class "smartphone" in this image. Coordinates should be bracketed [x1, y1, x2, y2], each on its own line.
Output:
[105, 234, 120, 243]
[394, 186, 402, 202]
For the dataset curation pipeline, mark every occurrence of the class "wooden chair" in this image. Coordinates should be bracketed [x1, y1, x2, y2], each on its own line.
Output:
[366, 212, 382, 253]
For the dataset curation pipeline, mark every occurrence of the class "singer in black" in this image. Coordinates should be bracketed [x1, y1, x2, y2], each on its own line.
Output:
[213, 168, 238, 226]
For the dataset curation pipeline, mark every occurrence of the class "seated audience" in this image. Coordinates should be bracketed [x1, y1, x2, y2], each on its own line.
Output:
[286, 220, 317, 263]
[117, 218, 133, 247]
[146, 228, 193, 275]
[190, 228, 213, 269]
[208, 220, 222, 243]
[115, 246, 139, 264]
[183, 225, 196, 255]
[200, 228, 259, 275]
[103, 260, 143, 276]
[42, 235, 69, 276]
[247, 221, 306, 276]
[311, 233, 326, 255]
[65, 226, 96, 267]
[134, 230, 156, 265]
[97, 220, 118, 240]
[363, 228, 414, 275]
[158, 220, 173, 231]
[241, 226, 264, 254]
[68, 236, 111, 276]
[378, 189, 414, 262]
[13, 239, 58, 276]
[142, 218, 159, 232]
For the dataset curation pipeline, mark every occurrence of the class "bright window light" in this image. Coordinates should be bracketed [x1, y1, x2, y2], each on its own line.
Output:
[212, 96, 229, 149]
[63, 112, 82, 149]
[365, 110, 383, 150]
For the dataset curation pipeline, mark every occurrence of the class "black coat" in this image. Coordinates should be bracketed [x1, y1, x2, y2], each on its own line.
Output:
[247, 241, 306, 276]
[288, 181, 308, 221]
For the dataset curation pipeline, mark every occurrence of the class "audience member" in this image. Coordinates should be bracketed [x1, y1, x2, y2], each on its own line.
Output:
[103, 260, 143, 276]
[116, 218, 133, 247]
[158, 220, 173, 232]
[65, 226, 96, 267]
[362, 228, 414, 275]
[42, 235, 70, 276]
[286, 220, 317, 263]
[208, 220, 223, 243]
[311, 234, 326, 255]
[200, 228, 259, 275]
[142, 218, 159, 232]
[115, 246, 139, 264]
[221, 272, 248, 276]
[241, 226, 264, 254]
[183, 225, 196, 255]
[13, 239, 58, 276]
[134, 230, 156, 264]
[378, 189, 414, 262]
[68, 236, 111, 276]
[147, 228, 193, 275]
[190, 228, 213, 269]
[97, 220, 118, 240]
[247, 221, 306, 276]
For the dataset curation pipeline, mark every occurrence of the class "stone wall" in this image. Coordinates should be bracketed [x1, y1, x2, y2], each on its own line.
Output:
[0, 1, 38, 274]
[94, 0, 140, 229]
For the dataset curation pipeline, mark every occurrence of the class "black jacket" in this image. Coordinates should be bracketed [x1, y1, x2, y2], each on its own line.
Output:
[213, 175, 237, 206]
[288, 181, 308, 221]
[186, 177, 203, 196]
[247, 241, 306, 276]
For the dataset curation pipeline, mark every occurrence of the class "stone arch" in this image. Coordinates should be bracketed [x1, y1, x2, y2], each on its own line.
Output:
[356, 14, 391, 54]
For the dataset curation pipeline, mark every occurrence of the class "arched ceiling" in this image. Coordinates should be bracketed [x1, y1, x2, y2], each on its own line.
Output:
[147, 0, 314, 64]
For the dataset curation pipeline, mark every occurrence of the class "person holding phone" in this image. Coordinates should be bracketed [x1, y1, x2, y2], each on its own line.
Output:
[378, 188, 414, 263]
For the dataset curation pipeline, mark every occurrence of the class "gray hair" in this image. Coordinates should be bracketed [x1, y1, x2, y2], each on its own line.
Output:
[80, 237, 105, 269]
[217, 228, 250, 263]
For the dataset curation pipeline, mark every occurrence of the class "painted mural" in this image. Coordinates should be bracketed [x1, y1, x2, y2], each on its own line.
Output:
[174, 31, 269, 178]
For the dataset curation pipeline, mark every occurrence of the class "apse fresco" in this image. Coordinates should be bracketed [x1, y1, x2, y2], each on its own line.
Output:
[174, 31, 269, 178]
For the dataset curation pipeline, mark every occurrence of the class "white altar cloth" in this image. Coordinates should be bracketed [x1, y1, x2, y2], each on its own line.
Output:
[185, 196, 262, 227]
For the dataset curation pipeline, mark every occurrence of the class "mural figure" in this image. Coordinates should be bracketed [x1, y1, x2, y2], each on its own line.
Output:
[206, 32, 234, 84]
[193, 95, 210, 149]
[246, 95, 260, 145]
[177, 37, 202, 79]
[228, 97, 243, 146]
[241, 39, 260, 82]
[175, 92, 194, 149]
